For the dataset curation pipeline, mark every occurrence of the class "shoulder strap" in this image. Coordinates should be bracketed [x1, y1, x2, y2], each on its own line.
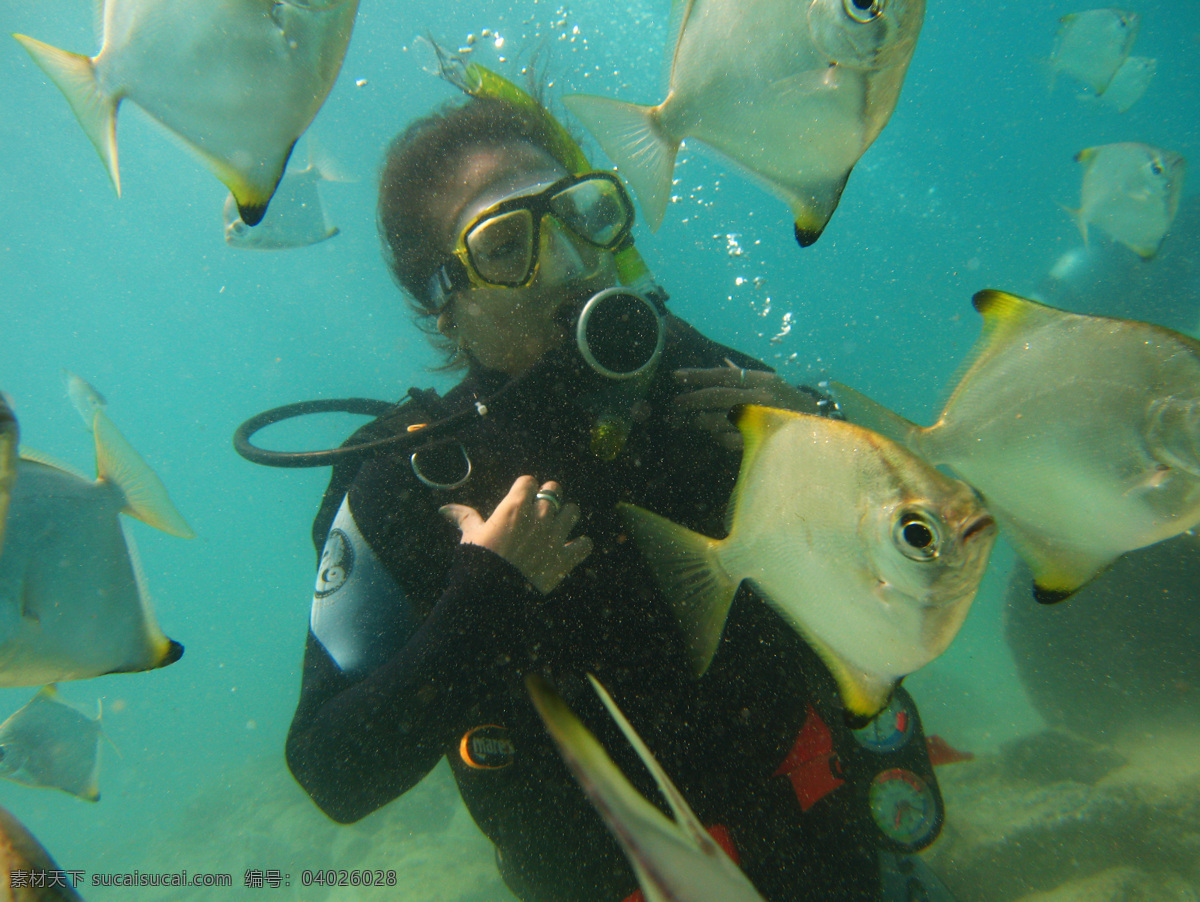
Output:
[310, 390, 441, 556]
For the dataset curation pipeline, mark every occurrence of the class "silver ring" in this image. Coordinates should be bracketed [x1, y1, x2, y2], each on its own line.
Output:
[535, 490, 563, 514]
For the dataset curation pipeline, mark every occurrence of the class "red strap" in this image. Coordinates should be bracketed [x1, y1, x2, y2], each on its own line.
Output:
[619, 823, 740, 902]
[773, 704, 845, 811]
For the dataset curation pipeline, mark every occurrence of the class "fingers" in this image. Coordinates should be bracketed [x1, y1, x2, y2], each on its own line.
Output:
[534, 480, 563, 519]
[491, 474, 539, 526]
[456, 476, 592, 594]
[674, 366, 763, 389]
[674, 386, 764, 410]
[438, 503, 485, 533]
[549, 502, 581, 543]
[562, 535, 594, 570]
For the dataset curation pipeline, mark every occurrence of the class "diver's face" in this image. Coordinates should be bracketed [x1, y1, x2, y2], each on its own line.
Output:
[435, 142, 620, 375]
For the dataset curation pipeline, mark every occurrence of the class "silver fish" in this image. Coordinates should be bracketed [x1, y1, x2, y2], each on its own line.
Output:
[1099, 55, 1155, 112]
[1050, 8, 1139, 95]
[0, 802, 85, 900]
[1070, 142, 1187, 260]
[834, 290, 1200, 604]
[0, 686, 103, 801]
[619, 405, 995, 718]
[1034, 195, 1200, 336]
[0, 395, 15, 558]
[527, 674, 767, 902]
[0, 393, 192, 686]
[563, 0, 924, 246]
[223, 138, 344, 249]
[13, 0, 360, 225]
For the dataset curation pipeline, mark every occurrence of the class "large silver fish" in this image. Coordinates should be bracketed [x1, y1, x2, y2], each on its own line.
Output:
[0, 802, 85, 900]
[563, 0, 924, 246]
[0, 396, 15, 558]
[0, 391, 192, 686]
[1049, 8, 1139, 95]
[527, 674, 767, 902]
[619, 405, 995, 718]
[223, 138, 344, 249]
[13, 0, 360, 225]
[1069, 142, 1186, 260]
[834, 290, 1200, 605]
[0, 686, 103, 801]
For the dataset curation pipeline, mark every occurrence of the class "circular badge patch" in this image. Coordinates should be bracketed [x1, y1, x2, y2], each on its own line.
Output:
[868, 768, 941, 852]
[314, 529, 353, 598]
[852, 692, 916, 753]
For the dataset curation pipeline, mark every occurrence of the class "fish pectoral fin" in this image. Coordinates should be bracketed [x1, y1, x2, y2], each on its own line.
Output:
[13, 34, 120, 196]
[617, 503, 735, 676]
[93, 410, 194, 538]
[562, 94, 676, 231]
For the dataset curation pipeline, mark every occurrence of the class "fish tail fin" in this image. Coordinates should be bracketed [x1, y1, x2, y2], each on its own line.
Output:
[828, 383, 922, 452]
[306, 135, 352, 183]
[562, 93, 677, 231]
[96, 700, 125, 758]
[13, 34, 120, 196]
[1058, 202, 1088, 246]
[92, 410, 194, 538]
[617, 503, 735, 676]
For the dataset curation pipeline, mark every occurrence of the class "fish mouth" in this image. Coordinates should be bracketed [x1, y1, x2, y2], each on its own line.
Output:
[962, 514, 996, 543]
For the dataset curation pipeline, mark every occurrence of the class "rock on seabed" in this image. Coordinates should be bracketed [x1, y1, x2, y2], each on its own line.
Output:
[922, 726, 1200, 902]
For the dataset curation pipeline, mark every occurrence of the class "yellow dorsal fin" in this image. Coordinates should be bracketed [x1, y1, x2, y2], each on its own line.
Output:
[972, 290, 1065, 344]
[949, 291, 1072, 409]
[93, 411, 194, 538]
[727, 404, 807, 533]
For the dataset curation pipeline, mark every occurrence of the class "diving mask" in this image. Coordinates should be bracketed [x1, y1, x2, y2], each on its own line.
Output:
[427, 171, 635, 309]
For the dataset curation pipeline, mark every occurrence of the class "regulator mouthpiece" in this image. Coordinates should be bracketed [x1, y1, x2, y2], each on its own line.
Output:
[576, 289, 666, 380]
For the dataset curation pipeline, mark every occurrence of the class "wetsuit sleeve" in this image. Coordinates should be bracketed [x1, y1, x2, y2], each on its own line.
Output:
[285, 499, 536, 824]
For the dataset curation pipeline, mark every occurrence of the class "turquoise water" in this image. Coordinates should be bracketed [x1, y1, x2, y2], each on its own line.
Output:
[0, 0, 1197, 898]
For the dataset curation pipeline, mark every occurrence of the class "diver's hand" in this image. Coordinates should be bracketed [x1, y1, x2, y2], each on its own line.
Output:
[440, 476, 593, 595]
[673, 361, 822, 451]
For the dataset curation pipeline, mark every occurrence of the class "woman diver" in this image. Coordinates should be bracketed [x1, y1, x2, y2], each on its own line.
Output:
[278, 73, 954, 902]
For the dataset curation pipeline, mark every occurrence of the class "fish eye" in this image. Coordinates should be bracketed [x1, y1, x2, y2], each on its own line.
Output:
[843, 0, 884, 23]
[893, 511, 941, 561]
[1150, 161, 1165, 176]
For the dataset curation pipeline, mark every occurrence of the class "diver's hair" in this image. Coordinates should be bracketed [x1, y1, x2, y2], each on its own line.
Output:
[377, 93, 570, 364]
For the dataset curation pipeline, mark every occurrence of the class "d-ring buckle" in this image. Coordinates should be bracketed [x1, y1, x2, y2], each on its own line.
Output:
[410, 440, 472, 490]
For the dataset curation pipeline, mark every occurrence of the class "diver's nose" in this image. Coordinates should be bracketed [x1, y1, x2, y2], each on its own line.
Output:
[536, 217, 594, 285]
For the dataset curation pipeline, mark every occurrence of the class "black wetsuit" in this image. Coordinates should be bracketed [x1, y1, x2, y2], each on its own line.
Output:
[285, 315, 943, 902]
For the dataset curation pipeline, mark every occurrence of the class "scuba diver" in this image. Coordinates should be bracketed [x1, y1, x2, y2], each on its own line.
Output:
[261, 64, 957, 902]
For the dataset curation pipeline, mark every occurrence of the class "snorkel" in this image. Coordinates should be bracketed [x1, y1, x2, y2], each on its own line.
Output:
[437, 50, 668, 460]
